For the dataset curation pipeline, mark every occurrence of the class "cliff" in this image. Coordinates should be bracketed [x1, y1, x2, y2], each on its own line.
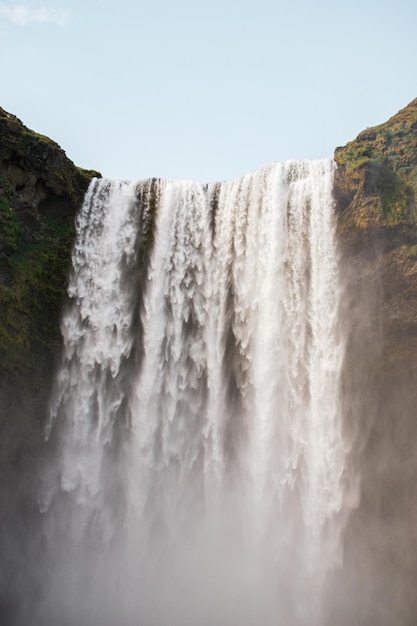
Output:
[333, 99, 417, 625]
[0, 108, 99, 523]
[334, 98, 417, 388]
[335, 98, 417, 226]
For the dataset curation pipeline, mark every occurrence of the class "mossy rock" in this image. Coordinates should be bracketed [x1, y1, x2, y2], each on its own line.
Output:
[0, 107, 101, 469]
[335, 98, 417, 228]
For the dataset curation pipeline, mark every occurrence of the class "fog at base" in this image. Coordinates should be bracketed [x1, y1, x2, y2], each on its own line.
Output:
[29, 162, 356, 626]
[37, 494, 338, 626]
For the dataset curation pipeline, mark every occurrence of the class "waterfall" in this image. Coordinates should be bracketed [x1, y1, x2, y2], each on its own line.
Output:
[39, 160, 350, 626]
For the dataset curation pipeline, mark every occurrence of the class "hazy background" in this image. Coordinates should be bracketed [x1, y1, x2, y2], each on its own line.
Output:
[1, 0, 416, 182]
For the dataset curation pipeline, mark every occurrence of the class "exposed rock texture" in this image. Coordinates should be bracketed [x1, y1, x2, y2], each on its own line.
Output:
[0, 109, 99, 586]
[0, 108, 98, 366]
[335, 98, 417, 395]
[335, 98, 417, 226]
[333, 99, 417, 625]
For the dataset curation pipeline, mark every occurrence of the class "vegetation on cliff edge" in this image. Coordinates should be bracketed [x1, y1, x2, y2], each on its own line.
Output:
[334, 98, 417, 375]
[335, 98, 417, 227]
[0, 107, 99, 443]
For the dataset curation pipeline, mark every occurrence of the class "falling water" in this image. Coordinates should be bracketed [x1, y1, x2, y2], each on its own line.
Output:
[39, 160, 350, 626]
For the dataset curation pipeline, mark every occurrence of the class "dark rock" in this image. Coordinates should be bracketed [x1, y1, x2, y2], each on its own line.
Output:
[332, 98, 417, 625]
[0, 108, 100, 583]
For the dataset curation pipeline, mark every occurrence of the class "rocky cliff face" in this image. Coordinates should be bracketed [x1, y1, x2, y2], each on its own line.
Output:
[333, 99, 417, 625]
[334, 98, 417, 402]
[0, 108, 99, 370]
[335, 99, 417, 372]
[0, 109, 99, 601]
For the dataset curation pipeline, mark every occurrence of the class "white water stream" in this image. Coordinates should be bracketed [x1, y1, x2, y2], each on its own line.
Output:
[40, 160, 351, 626]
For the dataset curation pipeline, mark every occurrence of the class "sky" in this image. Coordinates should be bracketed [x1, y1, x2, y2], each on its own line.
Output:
[1, 0, 416, 183]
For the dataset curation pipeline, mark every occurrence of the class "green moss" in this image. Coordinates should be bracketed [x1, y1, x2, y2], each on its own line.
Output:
[336, 145, 373, 169]
[0, 197, 21, 253]
[0, 107, 101, 478]
[78, 167, 101, 180]
[365, 158, 413, 224]
[0, 107, 96, 386]
[0, 285, 30, 367]
[0, 203, 75, 372]
[0, 262, 70, 367]
[406, 244, 417, 258]
[335, 98, 417, 226]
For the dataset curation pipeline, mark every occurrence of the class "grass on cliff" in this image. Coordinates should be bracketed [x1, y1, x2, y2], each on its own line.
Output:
[0, 179, 74, 371]
[335, 98, 417, 226]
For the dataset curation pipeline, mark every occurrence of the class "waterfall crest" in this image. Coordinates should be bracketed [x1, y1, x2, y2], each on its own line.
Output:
[41, 160, 350, 626]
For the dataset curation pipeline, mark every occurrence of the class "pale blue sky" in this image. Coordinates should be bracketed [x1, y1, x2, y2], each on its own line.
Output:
[1, 0, 416, 182]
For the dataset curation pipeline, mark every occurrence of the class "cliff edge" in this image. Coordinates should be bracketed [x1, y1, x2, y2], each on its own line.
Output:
[333, 99, 417, 624]
[0, 108, 99, 490]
